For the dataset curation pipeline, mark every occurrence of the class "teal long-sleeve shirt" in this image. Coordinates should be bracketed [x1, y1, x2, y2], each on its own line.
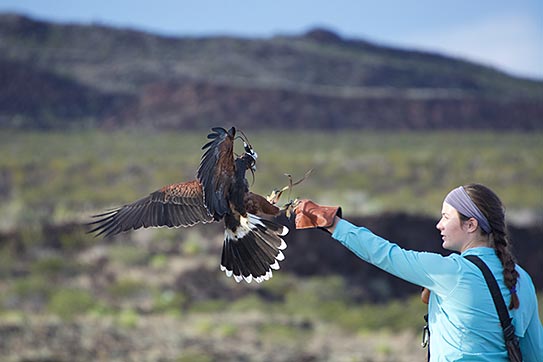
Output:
[332, 219, 543, 362]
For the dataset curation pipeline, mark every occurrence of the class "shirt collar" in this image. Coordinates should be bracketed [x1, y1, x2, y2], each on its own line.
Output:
[461, 246, 495, 257]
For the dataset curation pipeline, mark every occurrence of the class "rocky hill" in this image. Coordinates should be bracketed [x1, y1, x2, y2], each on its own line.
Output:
[1, 13, 542, 130]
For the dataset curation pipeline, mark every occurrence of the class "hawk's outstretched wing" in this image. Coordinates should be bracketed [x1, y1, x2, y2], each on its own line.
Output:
[197, 127, 236, 219]
[89, 180, 214, 237]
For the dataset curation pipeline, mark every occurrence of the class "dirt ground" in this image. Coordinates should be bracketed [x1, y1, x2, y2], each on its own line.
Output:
[0, 312, 427, 362]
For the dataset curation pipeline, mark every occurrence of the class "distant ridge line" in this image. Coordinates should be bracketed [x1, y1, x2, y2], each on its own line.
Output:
[0, 13, 541, 130]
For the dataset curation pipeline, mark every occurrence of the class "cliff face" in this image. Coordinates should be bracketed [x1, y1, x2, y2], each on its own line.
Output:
[1, 14, 542, 130]
[120, 80, 542, 130]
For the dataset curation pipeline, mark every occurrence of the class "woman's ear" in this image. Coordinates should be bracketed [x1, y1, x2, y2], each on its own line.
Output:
[466, 217, 479, 233]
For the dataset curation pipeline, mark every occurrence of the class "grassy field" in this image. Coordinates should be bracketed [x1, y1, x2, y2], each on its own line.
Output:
[0, 129, 541, 361]
[0, 130, 541, 229]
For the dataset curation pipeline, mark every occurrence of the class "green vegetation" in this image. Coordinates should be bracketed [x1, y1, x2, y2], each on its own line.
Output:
[175, 350, 214, 362]
[0, 130, 541, 229]
[0, 130, 540, 361]
[227, 275, 428, 333]
[48, 288, 96, 319]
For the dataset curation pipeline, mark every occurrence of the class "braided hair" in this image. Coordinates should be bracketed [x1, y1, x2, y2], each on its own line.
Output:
[459, 184, 520, 309]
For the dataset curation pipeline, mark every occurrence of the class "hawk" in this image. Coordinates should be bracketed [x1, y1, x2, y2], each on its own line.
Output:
[89, 127, 288, 283]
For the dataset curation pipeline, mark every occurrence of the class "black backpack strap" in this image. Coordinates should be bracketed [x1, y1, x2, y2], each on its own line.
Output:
[464, 255, 516, 341]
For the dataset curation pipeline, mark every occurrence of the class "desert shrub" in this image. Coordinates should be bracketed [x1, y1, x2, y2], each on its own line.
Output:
[181, 231, 207, 256]
[334, 295, 428, 332]
[108, 244, 148, 266]
[152, 289, 186, 315]
[9, 275, 54, 307]
[175, 350, 213, 362]
[193, 316, 215, 335]
[57, 229, 95, 251]
[216, 322, 238, 338]
[228, 294, 267, 312]
[276, 275, 427, 332]
[107, 278, 149, 299]
[48, 288, 96, 319]
[259, 273, 298, 300]
[87, 302, 116, 318]
[30, 255, 80, 277]
[149, 253, 168, 269]
[18, 225, 44, 249]
[258, 320, 312, 346]
[283, 275, 349, 317]
[189, 299, 228, 313]
[116, 307, 139, 328]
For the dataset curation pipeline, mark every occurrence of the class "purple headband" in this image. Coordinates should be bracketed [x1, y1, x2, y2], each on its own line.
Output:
[444, 186, 491, 233]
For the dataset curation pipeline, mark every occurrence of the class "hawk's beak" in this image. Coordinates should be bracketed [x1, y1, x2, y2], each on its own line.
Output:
[246, 149, 257, 172]
[249, 154, 257, 171]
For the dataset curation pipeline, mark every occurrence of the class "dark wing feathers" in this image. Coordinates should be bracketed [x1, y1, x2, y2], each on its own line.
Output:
[197, 127, 236, 219]
[220, 214, 288, 283]
[89, 180, 214, 237]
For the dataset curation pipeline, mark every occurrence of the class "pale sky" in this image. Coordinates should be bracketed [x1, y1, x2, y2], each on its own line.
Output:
[1, 0, 542, 79]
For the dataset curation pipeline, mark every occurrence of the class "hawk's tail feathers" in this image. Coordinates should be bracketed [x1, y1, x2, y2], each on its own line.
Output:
[221, 213, 288, 283]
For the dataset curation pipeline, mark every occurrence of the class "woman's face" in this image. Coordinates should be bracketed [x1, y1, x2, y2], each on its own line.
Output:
[436, 202, 468, 252]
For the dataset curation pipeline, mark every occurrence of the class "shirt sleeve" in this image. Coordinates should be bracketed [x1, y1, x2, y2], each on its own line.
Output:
[331, 219, 462, 296]
[519, 313, 543, 362]
[516, 270, 543, 362]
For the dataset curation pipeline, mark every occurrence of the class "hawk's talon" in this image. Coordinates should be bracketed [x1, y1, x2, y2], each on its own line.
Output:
[282, 198, 300, 219]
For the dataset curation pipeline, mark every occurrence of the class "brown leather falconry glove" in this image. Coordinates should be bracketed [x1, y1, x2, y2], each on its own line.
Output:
[294, 199, 342, 230]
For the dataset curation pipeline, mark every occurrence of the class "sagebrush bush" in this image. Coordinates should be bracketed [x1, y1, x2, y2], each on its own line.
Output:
[48, 288, 96, 319]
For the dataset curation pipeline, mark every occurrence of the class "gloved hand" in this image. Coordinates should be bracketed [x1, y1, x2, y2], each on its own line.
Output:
[294, 199, 342, 230]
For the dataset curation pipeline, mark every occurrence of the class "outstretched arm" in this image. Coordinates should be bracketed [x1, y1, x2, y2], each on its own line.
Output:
[331, 218, 460, 294]
[295, 200, 460, 295]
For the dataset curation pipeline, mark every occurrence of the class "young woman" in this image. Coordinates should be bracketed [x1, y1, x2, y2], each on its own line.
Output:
[295, 184, 542, 361]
